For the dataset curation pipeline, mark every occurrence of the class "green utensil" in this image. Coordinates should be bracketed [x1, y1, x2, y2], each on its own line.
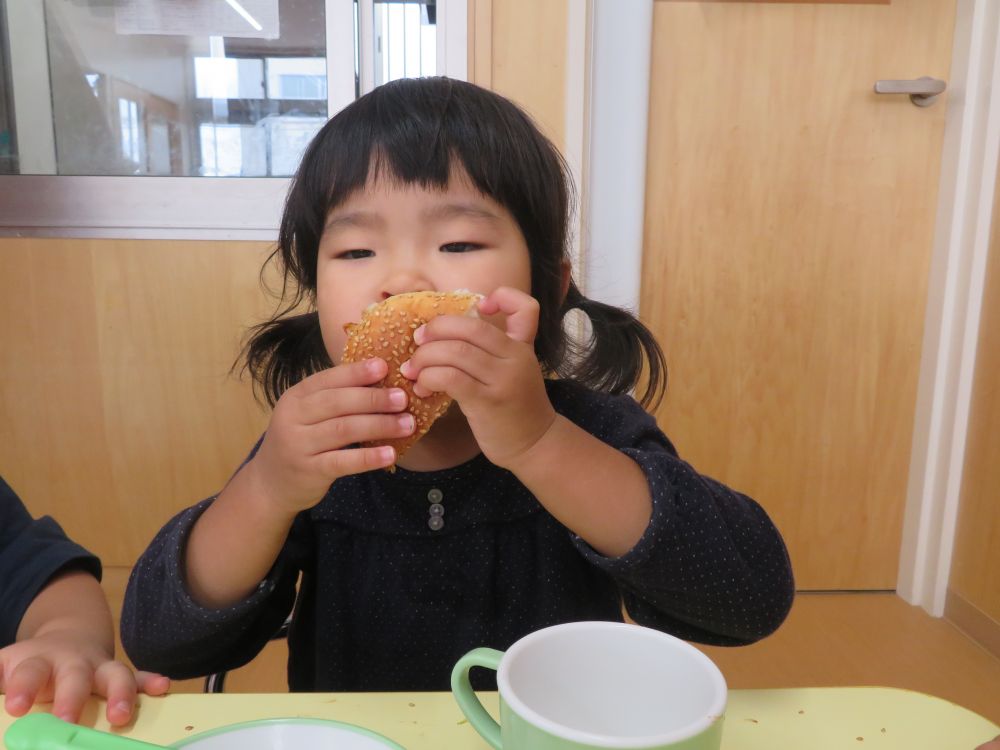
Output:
[4, 714, 169, 750]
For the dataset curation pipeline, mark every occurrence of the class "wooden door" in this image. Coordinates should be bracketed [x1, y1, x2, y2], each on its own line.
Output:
[642, 0, 956, 589]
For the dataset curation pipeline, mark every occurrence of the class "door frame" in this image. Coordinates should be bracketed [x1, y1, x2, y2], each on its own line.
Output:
[897, 0, 1000, 616]
[582, 0, 1000, 614]
[577, 0, 653, 311]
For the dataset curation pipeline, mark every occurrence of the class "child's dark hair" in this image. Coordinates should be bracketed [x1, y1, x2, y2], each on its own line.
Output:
[241, 77, 666, 409]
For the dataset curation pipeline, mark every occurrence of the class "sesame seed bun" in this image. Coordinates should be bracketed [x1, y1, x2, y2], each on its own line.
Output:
[341, 290, 484, 467]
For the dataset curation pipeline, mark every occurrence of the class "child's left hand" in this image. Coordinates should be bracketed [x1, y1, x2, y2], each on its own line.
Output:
[399, 286, 557, 470]
[0, 629, 170, 726]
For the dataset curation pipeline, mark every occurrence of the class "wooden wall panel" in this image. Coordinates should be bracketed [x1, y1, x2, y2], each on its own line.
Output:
[489, 0, 567, 153]
[0, 242, 116, 550]
[0, 238, 272, 566]
[468, 0, 493, 89]
[640, 0, 955, 588]
[947, 165, 1000, 640]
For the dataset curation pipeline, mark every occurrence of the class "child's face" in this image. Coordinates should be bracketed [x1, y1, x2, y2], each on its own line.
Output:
[316, 169, 533, 364]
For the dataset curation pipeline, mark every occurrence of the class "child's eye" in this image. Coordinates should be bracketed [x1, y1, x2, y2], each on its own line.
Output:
[336, 249, 374, 260]
[440, 242, 483, 253]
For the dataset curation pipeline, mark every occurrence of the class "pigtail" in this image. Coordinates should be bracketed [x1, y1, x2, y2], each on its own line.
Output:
[235, 164, 330, 407]
[239, 310, 331, 408]
[557, 282, 666, 411]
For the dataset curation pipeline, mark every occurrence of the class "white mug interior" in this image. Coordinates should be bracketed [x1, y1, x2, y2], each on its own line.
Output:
[497, 622, 727, 746]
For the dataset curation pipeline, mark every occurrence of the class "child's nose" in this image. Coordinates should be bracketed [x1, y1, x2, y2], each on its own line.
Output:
[380, 270, 435, 300]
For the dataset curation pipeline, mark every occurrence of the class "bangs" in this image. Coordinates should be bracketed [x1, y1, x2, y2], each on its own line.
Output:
[294, 75, 564, 231]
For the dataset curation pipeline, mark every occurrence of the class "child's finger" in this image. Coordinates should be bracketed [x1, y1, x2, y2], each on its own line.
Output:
[478, 287, 540, 344]
[3, 656, 52, 716]
[299, 386, 408, 425]
[316, 445, 397, 477]
[134, 671, 170, 696]
[296, 358, 388, 396]
[93, 661, 137, 726]
[308, 413, 415, 454]
[401, 340, 495, 389]
[414, 315, 512, 358]
[50, 661, 93, 723]
[411, 366, 484, 403]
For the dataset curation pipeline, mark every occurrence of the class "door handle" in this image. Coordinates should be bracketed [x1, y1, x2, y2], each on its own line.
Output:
[873, 76, 947, 107]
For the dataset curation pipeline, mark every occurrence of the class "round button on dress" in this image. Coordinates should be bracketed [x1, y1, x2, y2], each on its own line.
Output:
[426, 489, 445, 530]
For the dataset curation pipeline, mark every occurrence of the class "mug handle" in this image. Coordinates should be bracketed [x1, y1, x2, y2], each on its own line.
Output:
[450, 647, 504, 750]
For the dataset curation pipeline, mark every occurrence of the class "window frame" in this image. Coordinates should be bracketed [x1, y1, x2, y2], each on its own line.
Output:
[0, 0, 467, 240]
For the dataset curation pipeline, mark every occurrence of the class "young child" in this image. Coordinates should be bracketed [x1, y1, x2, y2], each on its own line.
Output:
[0, 476, 169, 725]
[122, 77, 794, 691]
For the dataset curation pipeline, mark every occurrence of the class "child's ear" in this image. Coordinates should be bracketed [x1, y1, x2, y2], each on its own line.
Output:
[559, 260, 572, 305]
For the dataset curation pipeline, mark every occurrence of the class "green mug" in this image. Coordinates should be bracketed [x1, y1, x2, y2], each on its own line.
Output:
[451, 621, 726, 750]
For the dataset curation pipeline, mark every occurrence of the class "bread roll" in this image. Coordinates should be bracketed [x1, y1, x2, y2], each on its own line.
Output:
[341, 290, 484, 465]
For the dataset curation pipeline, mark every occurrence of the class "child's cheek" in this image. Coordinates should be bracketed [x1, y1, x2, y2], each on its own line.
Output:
[319, 319, 348, 366]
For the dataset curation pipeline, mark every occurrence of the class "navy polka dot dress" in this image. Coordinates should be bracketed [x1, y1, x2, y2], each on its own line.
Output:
[121, 380, 794, 691]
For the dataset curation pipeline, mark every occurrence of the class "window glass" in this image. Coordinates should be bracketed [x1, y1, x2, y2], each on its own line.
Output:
[0, 0, 440, 179]
[1, 0, 327, 176]
[374, 1, 436, 86]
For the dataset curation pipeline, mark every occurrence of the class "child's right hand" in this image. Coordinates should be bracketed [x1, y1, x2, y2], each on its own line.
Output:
[244, 357, 413, 513]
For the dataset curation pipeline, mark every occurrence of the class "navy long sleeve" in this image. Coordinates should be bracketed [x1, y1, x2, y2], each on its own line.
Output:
[122, 379, 793, 690]
[0, 477, 102, 646]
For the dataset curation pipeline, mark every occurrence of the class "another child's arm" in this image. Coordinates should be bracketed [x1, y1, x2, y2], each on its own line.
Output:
[1, 570, 168, 726]
[1, 480, 168, 724]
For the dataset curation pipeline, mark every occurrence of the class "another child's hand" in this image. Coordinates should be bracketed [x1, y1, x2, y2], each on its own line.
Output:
[246, 358, 414, 513]
[400, 286, 557, 470]
[0, 629, 169, 726]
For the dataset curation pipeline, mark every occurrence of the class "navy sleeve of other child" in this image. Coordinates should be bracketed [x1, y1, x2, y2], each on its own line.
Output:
[0, 476, 102, 647]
